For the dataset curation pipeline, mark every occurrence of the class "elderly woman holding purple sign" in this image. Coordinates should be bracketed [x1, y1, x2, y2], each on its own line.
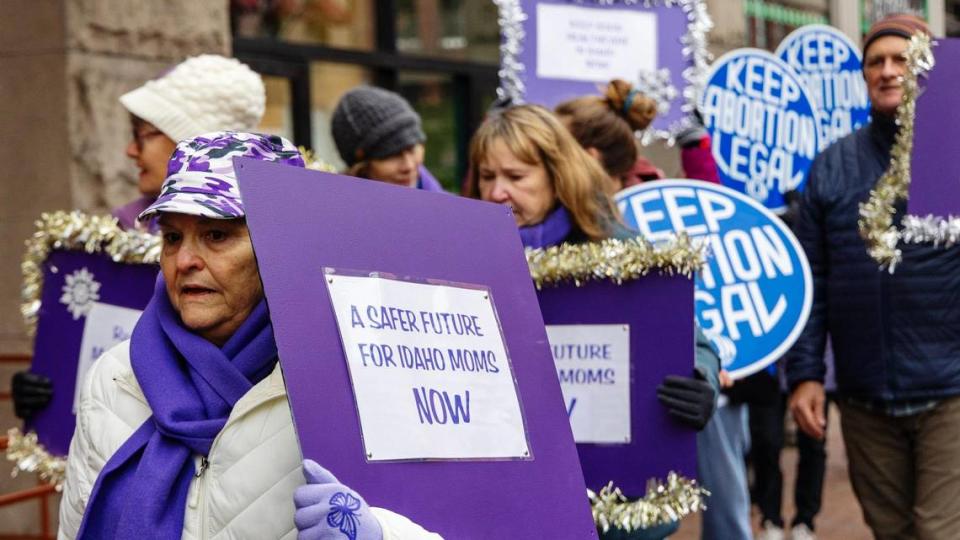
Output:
[58, 132, 441, 540]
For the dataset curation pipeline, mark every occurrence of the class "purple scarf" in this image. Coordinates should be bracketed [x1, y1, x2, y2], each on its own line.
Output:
[519, 206, 573, 249]
[77, 277, 278, 539]
[417, 165, 446, 193]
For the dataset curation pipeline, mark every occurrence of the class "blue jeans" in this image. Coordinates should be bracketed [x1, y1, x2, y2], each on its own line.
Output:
[696, 401, 752, 540]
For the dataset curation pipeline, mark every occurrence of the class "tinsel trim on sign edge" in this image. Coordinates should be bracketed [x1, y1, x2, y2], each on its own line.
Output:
[901, 214, 960, 247]
[494, 0, 714, 144]
[589, 473, 710, 532]
[857, 33, 934, 271]
[16, 212, 704, 488]
[21, 210, 161, 337]
[527, 233, 706, 289]
[299, 146, 340, 173]
[5, 428, 66, 489]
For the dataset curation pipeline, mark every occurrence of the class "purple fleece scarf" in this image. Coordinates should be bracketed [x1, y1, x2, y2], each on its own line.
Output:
[77, 276, 278, 539]
[519, 206, 573, 249]
[417, 165, 446, 193]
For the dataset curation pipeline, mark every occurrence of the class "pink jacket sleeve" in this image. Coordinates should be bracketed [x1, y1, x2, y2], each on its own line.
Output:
[680, 134, 721, 184]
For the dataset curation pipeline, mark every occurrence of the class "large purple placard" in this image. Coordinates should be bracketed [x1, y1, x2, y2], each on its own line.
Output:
[515, 0, 693, 136]
[236, 158, 597, 539]
[27, 251, 157, 455]
[907, 39, 960, 218]
[538, 276, 696, 497]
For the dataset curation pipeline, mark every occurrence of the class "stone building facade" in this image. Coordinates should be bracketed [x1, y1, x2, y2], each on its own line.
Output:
[0, 1, 229, 534]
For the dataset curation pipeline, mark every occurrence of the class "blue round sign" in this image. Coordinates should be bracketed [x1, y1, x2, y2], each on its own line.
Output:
[616, 180, 812, 378]
[776, 24, 870, 147]
[698, 49, 821, 213]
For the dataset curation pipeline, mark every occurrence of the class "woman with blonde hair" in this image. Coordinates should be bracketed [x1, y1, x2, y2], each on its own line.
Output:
[469, 104, 721, 540]
[468, 104, 629, 247]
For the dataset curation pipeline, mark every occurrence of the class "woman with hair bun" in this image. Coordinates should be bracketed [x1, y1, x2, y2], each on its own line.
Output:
[556, 79, 720, 188]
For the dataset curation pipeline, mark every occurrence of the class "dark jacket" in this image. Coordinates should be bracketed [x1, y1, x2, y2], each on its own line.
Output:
[785, 114, 960, 402]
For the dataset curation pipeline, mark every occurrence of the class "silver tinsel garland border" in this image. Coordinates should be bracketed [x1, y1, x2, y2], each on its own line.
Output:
[589, 473, 709, 532]
[16, 212, 703, 487]
[495, 0, 714, 144]
[857, 34, 934, 271]
[5, 428, 66, 489]
[21, 210, 161, 337]
[526, 233, 706, 288]
[14, 211, 159, 482]
[901, 214, 960, 247]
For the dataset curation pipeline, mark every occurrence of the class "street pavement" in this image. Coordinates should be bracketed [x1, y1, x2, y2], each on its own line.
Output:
[674, 403, 872, 539]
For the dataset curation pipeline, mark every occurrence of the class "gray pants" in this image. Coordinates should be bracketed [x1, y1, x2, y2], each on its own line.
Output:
[696, 401, 752, 540]
[840, 396, 960, 540]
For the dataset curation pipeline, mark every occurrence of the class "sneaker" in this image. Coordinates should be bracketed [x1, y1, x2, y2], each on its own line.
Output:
[789, 523, 816, 540]
[756, 521, 785, 540]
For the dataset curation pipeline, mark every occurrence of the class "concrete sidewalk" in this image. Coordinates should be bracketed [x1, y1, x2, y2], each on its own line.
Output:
[674, 404, 872, 539]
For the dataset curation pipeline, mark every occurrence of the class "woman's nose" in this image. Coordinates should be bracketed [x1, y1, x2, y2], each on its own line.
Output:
[488, 179, 512, 204]
[175, 242, 204, 272]
[125, 139, 140, 159]
[399, 151, 416, 172]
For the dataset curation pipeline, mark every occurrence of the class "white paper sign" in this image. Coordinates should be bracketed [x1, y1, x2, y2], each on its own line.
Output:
[547, 324, 631, 444]
[74, 302, 143, 412]
[536, 3, 657, 83]
[325, 273, 529, 461]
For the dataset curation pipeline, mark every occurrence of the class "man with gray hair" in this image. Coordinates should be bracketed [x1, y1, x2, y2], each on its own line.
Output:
[787, 13, 960, 539]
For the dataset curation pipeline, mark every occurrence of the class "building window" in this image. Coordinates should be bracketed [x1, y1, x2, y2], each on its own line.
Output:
[231, 0, 499, 191]
[948, 0, 960, 36]
[861, 0, 927, 33]
[744, 0, 829, 51]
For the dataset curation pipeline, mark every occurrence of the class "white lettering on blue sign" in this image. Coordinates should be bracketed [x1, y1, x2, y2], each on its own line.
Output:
[776, 25, 870, 147]
[616, 181, 812, 378]
[699, 49, 822, 212]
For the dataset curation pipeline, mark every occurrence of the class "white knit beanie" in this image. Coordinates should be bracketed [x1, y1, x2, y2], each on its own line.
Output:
[119, 55, 265, 143]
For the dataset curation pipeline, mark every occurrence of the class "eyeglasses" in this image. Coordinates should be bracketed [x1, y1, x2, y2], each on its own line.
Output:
[131, 126, 164, 151]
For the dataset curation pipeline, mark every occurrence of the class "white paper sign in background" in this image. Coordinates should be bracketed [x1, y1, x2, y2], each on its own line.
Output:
[547, 324, 631, 444]
[74, 302, 143, 412]
[326, 273, 530, 461]
[536, 3, 657, 83]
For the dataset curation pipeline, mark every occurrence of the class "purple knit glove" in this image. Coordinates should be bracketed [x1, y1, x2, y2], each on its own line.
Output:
[294, 459, 383, 540]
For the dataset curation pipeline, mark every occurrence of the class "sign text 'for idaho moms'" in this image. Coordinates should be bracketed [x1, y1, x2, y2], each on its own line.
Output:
[547, 324, 631, 444]
[325, 272, 530, 461]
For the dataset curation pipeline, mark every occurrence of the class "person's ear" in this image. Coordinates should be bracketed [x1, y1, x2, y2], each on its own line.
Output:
[584, 146, 602, 161]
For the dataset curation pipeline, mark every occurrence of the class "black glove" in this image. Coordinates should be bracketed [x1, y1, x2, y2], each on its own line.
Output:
[657, 372, 717, 431]
[12, 371, 53, 420]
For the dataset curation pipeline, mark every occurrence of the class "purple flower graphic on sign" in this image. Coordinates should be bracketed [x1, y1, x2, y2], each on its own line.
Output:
[326, 491, 362, 540]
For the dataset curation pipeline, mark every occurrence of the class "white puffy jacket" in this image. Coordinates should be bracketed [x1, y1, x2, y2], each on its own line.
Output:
[59, 340, 442, 540]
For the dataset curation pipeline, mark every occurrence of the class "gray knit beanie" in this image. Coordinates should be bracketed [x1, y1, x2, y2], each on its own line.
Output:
[331, 86, 426, 166]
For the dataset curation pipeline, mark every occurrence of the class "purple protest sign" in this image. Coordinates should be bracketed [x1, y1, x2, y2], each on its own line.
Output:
[907, 39, 960, 218]
[499, 0, 711, 140]
[26, 250, 156, 455]
[236, 158, 597, 539]
[538, 276, 697, 497]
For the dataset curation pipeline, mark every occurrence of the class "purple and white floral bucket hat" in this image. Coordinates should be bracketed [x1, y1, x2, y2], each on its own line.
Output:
[138, 131, 305, 221]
